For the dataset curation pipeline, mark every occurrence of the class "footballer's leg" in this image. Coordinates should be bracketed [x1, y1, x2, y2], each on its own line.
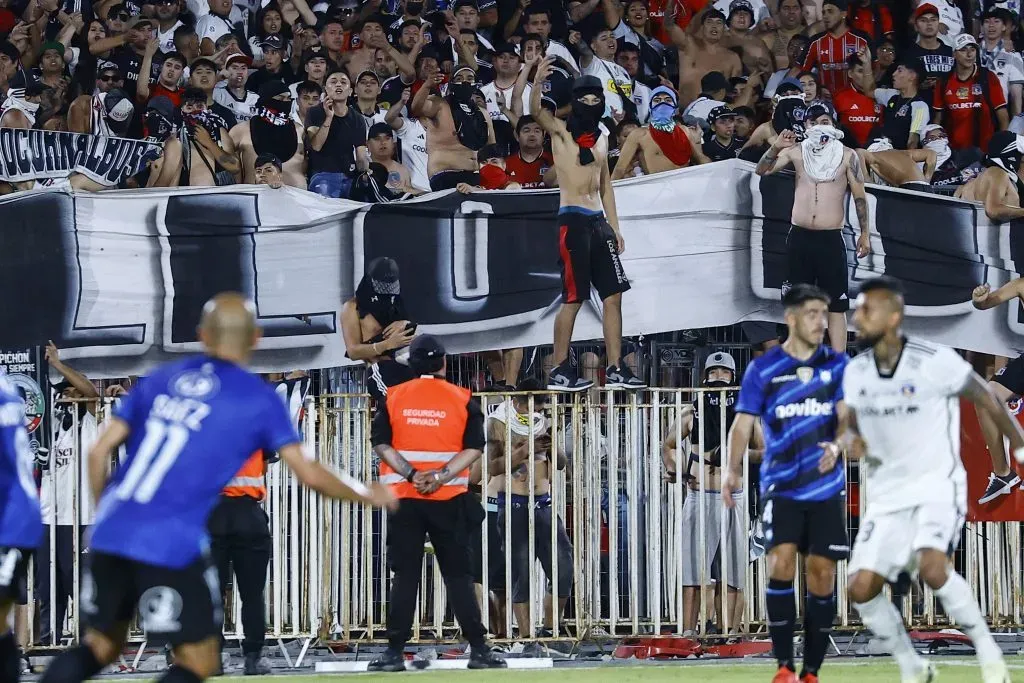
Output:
[0, 547, 32, 682]
[801, 554, 837, 682]
[978, 366, 1023, 504]
[163, 636, 221, 683]
[765, 542, 799, 682]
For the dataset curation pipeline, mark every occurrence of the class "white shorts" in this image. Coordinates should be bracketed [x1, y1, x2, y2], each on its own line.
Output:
[680, 489, 746, 589]
[847, 503, 964, 583]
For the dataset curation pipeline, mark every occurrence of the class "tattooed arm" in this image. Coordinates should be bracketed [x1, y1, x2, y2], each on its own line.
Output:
[847, 150, 872, 257]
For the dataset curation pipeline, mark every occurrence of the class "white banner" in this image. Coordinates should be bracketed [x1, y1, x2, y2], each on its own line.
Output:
[1, 159, 1021, 377]
[0, 128, 160, 186]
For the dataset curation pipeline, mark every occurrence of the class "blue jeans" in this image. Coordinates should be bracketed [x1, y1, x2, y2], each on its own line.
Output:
[308, 172, 353, 199]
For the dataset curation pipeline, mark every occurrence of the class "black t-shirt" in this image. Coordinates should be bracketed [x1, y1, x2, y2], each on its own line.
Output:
[108, 45, 156, 100]
[304, 104, 367, 176]
[379, 74, 409, 108]
[904, 42, 954, 102]
[211, 101, 238, 130]
[702, 134, 742, 162]
[246, 63, 298, 94]
[541, 65, 572, 109]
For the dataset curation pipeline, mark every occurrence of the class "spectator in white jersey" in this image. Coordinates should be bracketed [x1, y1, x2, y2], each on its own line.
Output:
[979, 7, 1024, 119]
[215, 52, 259, 122]
[383, 86, 430, 192]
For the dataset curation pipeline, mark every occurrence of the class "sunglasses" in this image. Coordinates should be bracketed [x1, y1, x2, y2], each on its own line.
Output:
[112, 11, 130, 20]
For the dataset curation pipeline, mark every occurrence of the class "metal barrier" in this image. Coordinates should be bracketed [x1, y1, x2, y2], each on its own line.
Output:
[24, 387, 1024, 660]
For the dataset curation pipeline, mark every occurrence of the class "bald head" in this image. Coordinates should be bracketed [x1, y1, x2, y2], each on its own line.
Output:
[198, 292, 260, 359]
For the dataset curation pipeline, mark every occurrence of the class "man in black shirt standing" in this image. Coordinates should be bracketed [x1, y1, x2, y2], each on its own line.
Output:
[702, 105, 741, 161]
[905, 3, 953, 102]
[108, 16, 157, 101]
[305, 69, 369, 198]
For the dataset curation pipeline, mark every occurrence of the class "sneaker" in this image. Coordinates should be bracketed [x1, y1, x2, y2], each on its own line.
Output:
[799, 674, 819, 683]
[243, 653, 272, 676]
[981, 661, 1010, 683]
[978, 472, 1021, 504]
[903, 661, 937, 683]
[367, 648, 407, 672]
[605, 365, 646, 390]
[772, 665, 799, 683]
[547, 363, 593, 392]
[468, 646, 508, 669]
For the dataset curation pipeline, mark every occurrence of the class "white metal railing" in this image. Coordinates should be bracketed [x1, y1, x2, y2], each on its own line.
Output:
[24, 389, 1024, 658]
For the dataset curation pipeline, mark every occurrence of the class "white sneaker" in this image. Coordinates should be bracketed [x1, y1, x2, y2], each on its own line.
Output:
[903, 661, 937, 683]
[981, 661, 1010, 683]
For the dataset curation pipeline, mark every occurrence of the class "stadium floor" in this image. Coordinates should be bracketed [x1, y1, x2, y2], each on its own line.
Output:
[81, 657, 1024, 681]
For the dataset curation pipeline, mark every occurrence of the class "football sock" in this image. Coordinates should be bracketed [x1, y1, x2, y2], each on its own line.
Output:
[0, 629, 22, 683]
[801, 593, 835, 675]
[766, 579, 796, 670]
[853, 593, 925, 679]
[934, 571, 1003, 666]
[38, 643, 103, 683]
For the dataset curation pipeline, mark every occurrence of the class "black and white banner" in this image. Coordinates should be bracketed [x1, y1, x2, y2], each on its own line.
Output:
[0, 128, 160, 186]
[1, 159, 1023, 377]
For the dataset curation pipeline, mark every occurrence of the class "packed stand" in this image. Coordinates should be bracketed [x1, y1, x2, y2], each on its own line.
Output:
[2, 0, 1020, 196]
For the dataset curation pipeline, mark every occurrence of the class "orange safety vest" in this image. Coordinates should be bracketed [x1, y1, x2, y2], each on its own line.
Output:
[223, 450, 267, 501]
[380, 376, 471, 501]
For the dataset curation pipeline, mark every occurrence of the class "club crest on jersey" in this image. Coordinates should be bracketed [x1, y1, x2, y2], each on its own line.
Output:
[820, 370, 832, 383]
[171, 369, 220, 400]
[797, 367, 813, 383]
[901, 383, 916, 397]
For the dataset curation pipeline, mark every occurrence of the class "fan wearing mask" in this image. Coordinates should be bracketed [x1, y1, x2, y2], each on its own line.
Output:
[412, 65, 494, 191]
[926, 123, 985, 188]
[956, 130, 1024, 223]
[612, 85, 708, 179]
[858, 134, 937, 192]
[662, 352, 764, 636]
[229, 80, 308, 188]
[529, 62, 645, 392]
[340, 257, 418, 406]
[754, 100, 872, 354]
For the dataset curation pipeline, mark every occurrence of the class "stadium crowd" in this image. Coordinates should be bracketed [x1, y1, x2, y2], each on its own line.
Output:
[0, 0, 1019, 196]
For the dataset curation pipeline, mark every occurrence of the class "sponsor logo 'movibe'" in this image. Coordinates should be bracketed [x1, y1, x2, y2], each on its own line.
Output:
[774, 398, 834, 419]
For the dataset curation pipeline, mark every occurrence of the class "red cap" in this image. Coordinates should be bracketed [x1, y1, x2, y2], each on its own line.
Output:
[915, 3, 939, 19]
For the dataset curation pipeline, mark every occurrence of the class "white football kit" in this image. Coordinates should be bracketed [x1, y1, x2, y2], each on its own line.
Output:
[843, 337, 971, 582]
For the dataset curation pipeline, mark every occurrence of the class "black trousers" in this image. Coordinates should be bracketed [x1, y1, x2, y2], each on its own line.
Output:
[208, 495, 271, 655]
[34, 525, 88, 645]
[385, 495, 486, 650]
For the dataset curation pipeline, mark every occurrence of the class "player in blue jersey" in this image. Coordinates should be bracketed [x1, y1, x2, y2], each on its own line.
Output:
[723, 283, 850, 683]
[0, 372, 44, 683]
[40, 293, 395, 683]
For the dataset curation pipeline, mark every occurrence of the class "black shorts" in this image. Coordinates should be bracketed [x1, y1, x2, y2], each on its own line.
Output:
[367, 359, 414, 405]
[83, 551, 222, 646]
[0, 547, 31, 605]
[558, 208, 630, 304]
[761, 494, 849, 560]
[429, 170, 480, 191]
[784, 226, 849, 313]
[993, 354, 1024, 396]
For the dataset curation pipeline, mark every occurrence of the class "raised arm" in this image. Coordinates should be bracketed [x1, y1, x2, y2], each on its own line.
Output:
[972, 277, 1024, 310]
[46, 341, 100, 415]
[754, 131, 796, 175]
[411, 74, 443, 119]
[530, 57, 560, 134]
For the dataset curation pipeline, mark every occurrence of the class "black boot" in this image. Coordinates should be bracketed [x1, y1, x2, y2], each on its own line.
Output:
[367, 648, 407, 672]
[468, 646, 507, 669]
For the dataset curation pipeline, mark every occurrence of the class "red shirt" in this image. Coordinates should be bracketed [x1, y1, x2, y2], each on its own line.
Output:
[847, 4, 893, 41]
[802, 28, 871, 97]
[933, 66, 1007, 151]
[504, 151, 553, 188]
[144, 83, 183, 108]
[649, 0, 710, 46]
[832, 87, 881, 147]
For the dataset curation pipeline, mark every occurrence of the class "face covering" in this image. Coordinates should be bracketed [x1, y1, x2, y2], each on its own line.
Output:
[650, 102, 675, 127]
[771, 94, 806, 138]
[1, 88, 40, 126]
[449, 82, 474, 103]
[924, 137, 951, 169]
[566, 93, 604, 165]
[355, 256, 407, 328]
[479, 162, 509, 189]
[446, 79, 488, 151]
[144, 109, 176, 142]
[986, 131, 1024, 184]
[251, 93, 298, 162]
[800, 123, 845, 182]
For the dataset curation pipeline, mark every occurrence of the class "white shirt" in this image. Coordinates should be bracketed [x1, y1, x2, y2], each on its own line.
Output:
[395, 116, 429, 191]
[921, 0, 964, 47]
[843, 338, 972, 515]
[196, 9, 242, 46]
[582, 56, 632, 116]
[630, 79, 651, 123]
[214, 83, 259, 121]
[713, 0, 770, 24]
[157, 20, 184, 54]
[480, 80, 531, 122]
[546, 40, 579, 74]
[40, 411, 98, 525]
[981, 42, 1024, 100]
[682, 95, 726, 121]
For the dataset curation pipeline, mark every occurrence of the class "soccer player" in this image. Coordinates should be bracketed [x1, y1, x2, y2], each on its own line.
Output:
[839, 277, 1019, 683]
[723, 283, 850, 683]
[0, 373, 43, 683]
[39, 293, 395, 683]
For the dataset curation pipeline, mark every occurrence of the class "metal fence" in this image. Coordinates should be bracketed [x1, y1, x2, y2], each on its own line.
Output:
[23, 386, 1024, 662]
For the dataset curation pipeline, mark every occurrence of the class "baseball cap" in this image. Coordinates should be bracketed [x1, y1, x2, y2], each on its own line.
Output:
[0, 41, 18, 62]
[147, 94, 176, 118]
[821, 0, 847, 10]
[681, 113, 708, 131]
[704, 351, 737, 375]
[260, 34, 286, 51]
[700, 70, 729, 94]
[777, 77, 803, 95]
[102, 88, 134, 134]
[409, 334, 446, 368]
[368, 121, 393, 138]
[302, 44, 328, 65]
[190, 56, 218, 71]
[255, 152, 283, 169]
[225, 51, 252, 67]
[492, 41, 519, 57]
[452, 0, 477, 11]
[10, 70, 44, 96]
[914, 2, 939, 19]
[983, 6, 1015, 23]
[728, 0, 754, 19]
[356, 69, 380, 84]
[708, 105, 736, 125]
[954, 33, 978, 50]
[39, 40, 64, 58]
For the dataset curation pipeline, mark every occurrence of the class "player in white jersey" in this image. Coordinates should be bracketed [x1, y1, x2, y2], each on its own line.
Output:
[832, 277, 1024, 683]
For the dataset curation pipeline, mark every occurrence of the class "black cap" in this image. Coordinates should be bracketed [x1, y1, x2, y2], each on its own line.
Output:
[805, 99, 837, 123]
[255, 152, 283, 169]
[260, 33, 286, 50]
[452, 0, 477, 11]
[0, 42, 20, 62]
[302, 44, 328, 65]
[821, 0, 847, 10]
[356, 69, 380, 84]
[983, 6, 1015, 23]
[616, 37, 640, 54]
[700, 70, 729, 94]
[701, 7, 727, 22]
[10, 70, 44, 96]
[492, 41, 519, 57]
[409, 334, 446, 369]
[708, 105, 736, 125]
[727, 0, 754, 20]
[190, 56, 218, 72]
[572, 74, 603, 95]
[258, 79, 290, 100]
[368, 121, 393, 138]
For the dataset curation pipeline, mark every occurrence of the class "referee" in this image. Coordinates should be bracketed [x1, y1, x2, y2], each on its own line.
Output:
[368, 335, 506, 672]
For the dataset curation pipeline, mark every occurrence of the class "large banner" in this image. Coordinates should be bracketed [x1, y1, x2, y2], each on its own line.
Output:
[2, 159, 1024, 378]
[0, 128, 159, 186]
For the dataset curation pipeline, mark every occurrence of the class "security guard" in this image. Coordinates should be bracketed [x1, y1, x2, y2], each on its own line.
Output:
[208, 450, 272, 675]
[368, 335, 507, 672]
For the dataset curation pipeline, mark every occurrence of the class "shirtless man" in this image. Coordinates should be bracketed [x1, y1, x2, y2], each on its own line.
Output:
[531, 59, 645, 391]
[668, 8, 742, 107]
[367, 122, 423, 194]
[612, 86, 708, 179]
[859, 137, 936, 191]
[720, 1, 775, 78]
[956, 131, 1024, 223]
[339, 257, 416, 405]
[662, 352, 763, 635]
[229, 81, 307, 187]
[413, 65, 494, 191]
[181, 87, 240, 187]
[754, 100, 871, 353]
[341, 16, 415, 84]
[971, 272, 1024, 504]
[483, 379, 572, 636]
[761, 0, 807, 70]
